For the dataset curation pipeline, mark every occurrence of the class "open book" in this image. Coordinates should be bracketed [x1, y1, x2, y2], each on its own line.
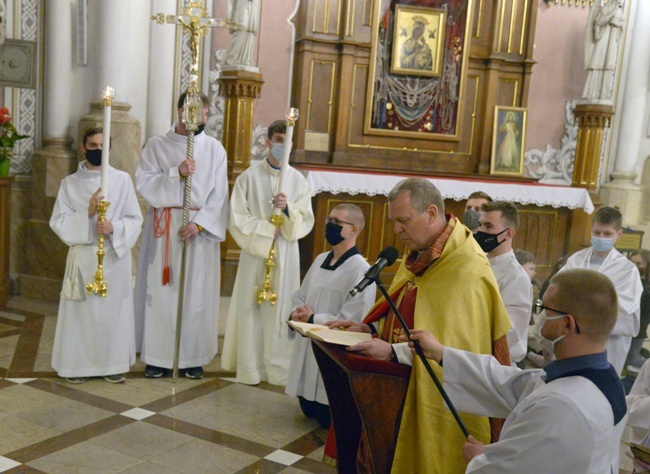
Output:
[287, 320, 372, 347]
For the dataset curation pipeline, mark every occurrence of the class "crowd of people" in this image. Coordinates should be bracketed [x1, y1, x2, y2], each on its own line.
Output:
[48, 90, 650, 472]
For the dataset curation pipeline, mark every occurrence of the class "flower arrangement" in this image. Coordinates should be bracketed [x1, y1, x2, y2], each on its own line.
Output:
[0, 107, 29, 176]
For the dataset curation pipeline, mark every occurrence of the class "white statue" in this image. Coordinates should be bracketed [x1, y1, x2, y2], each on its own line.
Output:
[582, 0, 625, 101]
[0, 0, 7, 46]
[224, 0, 261, 67]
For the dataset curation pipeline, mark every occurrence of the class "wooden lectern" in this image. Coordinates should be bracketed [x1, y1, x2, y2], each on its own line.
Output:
[312, 340, 412, 473]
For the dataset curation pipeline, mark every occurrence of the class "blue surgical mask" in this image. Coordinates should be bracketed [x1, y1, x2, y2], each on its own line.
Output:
[271, 143, 285, 162]
[591, 236, 615, 253]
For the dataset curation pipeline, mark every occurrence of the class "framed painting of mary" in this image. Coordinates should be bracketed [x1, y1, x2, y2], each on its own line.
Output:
[490, 106, 527, 176]
[390, 5, 446, 78]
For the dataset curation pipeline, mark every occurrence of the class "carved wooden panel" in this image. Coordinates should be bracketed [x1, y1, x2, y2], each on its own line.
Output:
[301, 193, 571, 284]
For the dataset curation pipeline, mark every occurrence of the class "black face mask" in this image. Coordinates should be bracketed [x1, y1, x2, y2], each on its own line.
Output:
[473, 228, 509, 253]
[462, 209, 481, 231]
[325, 222, 345, 246]
[197, 124, 205, 134]
[86, 149, 103, 166]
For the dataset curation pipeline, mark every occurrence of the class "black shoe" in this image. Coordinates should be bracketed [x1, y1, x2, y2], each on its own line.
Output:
[184, 367, 204, 379]
[145, 365, 164, 378]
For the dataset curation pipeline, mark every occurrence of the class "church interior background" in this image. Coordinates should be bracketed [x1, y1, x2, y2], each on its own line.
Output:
[0, 0, 648, 472]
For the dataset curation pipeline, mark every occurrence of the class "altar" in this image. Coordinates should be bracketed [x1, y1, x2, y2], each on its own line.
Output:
[299, 168, 594, 282]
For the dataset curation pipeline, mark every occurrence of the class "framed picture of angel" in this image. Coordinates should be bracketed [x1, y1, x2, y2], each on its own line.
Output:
[490, 106, 527, 176]
[390, 5, 446, 78]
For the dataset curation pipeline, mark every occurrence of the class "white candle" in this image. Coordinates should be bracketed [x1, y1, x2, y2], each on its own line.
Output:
[100, 86, 115, 200]
[274, 108, 299, 216]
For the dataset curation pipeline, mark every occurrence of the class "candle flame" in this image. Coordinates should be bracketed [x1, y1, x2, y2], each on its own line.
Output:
[102, 86, 116, 100]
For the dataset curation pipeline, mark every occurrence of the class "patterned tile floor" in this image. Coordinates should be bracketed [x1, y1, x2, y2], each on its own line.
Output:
[0, 295, 640, 473]
[0, 296, 335, 474]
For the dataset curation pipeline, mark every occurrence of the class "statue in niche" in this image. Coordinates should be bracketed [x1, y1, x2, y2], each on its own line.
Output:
[582, 0, 625, 101]
[224, 0, 261, 67]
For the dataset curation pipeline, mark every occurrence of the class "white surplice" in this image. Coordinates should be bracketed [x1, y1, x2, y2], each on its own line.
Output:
[134, 125, 228, 369]
[221, 159, 314, 385]
[444, 348, 626, 473]
[50, 163, 143, 377]
[285, 251, 376, 404]
[489, 250, 533, 364]
[562, 247, 642, 374]
[627, 359, 650, 447]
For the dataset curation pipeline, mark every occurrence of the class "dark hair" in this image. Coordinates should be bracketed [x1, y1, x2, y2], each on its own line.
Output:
[593, 206, 622, 230]
[82, 127, 111, 148]
[267, 120, 287, 139]
[481, 200, 520, 230]
[467, 191, 493, 203]
[177, 90, 210, 110]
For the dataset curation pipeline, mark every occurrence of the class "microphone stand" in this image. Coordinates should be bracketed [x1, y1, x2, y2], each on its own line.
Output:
[373, 277, 470, 439]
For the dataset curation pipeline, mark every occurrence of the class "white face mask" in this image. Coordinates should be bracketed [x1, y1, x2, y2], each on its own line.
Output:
[271, 142, 285, 162]
[532, 310, 566, 355]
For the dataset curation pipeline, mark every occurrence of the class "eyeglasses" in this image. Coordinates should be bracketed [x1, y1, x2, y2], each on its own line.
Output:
[534, 299, 581, 334]
[534, 299, 568, 316]
[325, 217, 355, 227]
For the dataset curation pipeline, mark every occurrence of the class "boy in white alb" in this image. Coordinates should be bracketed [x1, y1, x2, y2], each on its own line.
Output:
[50, 127, 143, 384]
[561, 206, 642, 374]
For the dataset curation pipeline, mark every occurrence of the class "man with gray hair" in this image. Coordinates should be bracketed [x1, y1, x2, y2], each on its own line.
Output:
[331, 178, 512, 473]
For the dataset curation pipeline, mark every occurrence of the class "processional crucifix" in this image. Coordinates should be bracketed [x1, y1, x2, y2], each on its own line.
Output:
[152, 1, 236, 382]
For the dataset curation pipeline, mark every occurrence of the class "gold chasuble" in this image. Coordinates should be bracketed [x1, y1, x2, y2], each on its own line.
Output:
[364, 218, 511, 473]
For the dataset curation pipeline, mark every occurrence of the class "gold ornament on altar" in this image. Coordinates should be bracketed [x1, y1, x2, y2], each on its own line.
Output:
[257, 108, 299, 305]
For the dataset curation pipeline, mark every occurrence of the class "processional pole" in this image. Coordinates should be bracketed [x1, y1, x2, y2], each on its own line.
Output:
[151, 1, 235, 382]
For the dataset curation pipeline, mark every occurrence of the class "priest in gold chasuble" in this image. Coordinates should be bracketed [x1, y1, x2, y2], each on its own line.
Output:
[344, 178, 511, 473]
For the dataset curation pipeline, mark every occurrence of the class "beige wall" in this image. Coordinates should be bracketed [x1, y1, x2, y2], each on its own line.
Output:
[527, 3, 589, 151]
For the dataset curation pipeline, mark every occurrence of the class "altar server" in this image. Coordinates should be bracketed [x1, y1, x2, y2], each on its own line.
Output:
[134, 91, 229, 379]
[561, 206, 642, 374]
[627, 359, 650, 471]
[286, 204, 376, 427]
[50, 127, 142, 383]
[221, 119, 314, 386]
[409, 268, 627, 473]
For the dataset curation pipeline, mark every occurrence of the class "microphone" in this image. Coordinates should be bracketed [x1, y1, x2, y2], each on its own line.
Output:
[350, 246, 399, 296]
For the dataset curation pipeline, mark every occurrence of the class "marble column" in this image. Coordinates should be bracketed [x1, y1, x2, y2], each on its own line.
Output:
[147, 0, 177, 138]
[218, 69, 264, 294]
[22, 0, 77, 301]
[600, 0, 650, 224]
[80, 0, 141, 180]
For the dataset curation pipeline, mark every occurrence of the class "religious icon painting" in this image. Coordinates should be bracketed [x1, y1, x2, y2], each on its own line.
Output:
[364, 0, 474, 139]
[390, 5, 446, 78]
[490, 106, 527, 177]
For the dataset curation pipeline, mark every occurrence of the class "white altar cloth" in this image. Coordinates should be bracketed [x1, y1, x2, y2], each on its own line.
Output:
[302, 169, 594, 213]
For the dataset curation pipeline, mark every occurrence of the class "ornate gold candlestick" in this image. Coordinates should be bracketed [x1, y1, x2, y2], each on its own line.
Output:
[256, 108, 299, 305]
[86, 200, 110, 297]
[256, 214, 284, 305]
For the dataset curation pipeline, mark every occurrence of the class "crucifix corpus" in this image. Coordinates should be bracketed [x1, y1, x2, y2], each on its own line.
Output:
[151, 1, 235, 382]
